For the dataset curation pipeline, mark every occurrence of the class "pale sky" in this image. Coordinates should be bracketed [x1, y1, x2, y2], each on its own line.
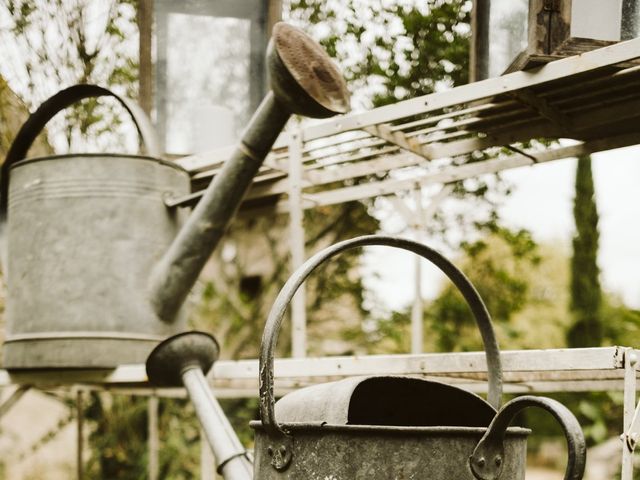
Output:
[363, 145, 640, 312]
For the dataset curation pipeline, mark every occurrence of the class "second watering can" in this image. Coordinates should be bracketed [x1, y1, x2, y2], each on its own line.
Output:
[251, 236, 586, 479]
[0, 23, 350, 369]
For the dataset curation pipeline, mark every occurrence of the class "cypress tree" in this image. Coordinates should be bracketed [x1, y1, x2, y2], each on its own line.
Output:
[567, 155, 603, 347]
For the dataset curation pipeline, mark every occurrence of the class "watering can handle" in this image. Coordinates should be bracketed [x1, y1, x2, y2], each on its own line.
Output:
[0, 84, 160, 225]
[258, 234, 503, 469]
[470, 395, 586, 480]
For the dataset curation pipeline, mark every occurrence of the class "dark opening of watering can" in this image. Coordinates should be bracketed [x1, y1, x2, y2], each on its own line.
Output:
[274, 376, 498, 428]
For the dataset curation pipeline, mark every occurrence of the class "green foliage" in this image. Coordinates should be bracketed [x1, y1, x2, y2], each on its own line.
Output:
[354, 226, 544, 355]
[1, 0, 140, 153]
[427, 227, 539, 352]
[85, 395, 150, 479]
[368, 1, 470, 107]
[287, 0, 471, 108]
[85, 395, 202, 479]
[567, 156, 603, 347]
[602, 300, 640, 346]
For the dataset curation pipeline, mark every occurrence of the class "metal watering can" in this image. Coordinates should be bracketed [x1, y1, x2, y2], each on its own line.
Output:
[0, 23, 350, 370]
[146, 235, 587, 480]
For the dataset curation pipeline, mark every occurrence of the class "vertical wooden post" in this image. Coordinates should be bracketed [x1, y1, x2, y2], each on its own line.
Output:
[289, 131, 307, 358]
[137, 0, 153, 117]
[528, 0, 572, 55]
[470, 0, 491, 81]
[148, 395, 159, 480]
[76, 390, 84, 480]
[410, 188, 424, 354]
[267, 0, 283, 33]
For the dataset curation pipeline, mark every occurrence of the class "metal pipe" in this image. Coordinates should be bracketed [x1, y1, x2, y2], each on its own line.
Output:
[146, 333, 249, 478]
[0, 385, 30, 419]
[288, 132, 307, 358]
[182, 367, 253, 480]
[149, 92, 288, 322]
[201, 427, 215, 480]
[148, 22, 350, 323]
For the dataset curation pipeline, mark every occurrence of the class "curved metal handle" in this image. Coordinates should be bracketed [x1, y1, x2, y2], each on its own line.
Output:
[470, 395, 586, 480]
[258, 235, 503, 470]
[0, 84, 160, 223]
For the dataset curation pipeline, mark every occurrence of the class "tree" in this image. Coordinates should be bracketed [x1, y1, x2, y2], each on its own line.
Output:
[0, 0, 139, 153]
[425, 227, 540, 353]
[287, 0, 471, 107]
[288, 0, 513, 249]
[567, 155, 603, 347]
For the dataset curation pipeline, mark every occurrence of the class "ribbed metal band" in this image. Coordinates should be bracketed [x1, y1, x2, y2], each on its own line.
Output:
[215, 451, 252, 475]
[5, 332, 166, 342]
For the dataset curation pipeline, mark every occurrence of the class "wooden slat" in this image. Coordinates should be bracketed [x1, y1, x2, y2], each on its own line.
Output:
[269, 132, 640, 211]
[175, 47, 640, 177]
[364, 123, 433, 159]
[1, 348, 636, 396]
[301, 37, 640, 141]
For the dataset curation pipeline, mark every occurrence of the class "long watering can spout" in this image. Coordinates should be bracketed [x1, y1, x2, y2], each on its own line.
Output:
[148, 22, 350, 323]
[146, 332, 254, 480]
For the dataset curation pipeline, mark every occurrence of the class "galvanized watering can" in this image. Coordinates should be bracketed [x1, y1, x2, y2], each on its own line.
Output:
[0, 23, 350, 370]
[146, 235, 586, 480]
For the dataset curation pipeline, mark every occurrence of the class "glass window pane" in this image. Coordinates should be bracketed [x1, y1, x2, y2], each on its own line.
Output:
[488, 0, 529, 77]
[163, 15, 251, 154]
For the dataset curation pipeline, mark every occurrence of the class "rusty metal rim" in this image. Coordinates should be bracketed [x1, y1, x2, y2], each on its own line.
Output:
[9, 153, 188, 174]
[249, 421, 530, 437]
[272, 22, 350, 115]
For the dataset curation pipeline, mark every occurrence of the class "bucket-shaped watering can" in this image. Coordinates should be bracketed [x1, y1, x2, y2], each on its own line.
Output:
[0, 22, 350, 370]
[251, 235, 586, 479]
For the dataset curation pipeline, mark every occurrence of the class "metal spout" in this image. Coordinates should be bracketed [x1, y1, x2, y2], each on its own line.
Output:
[149, 22, 350, 322]
[146, 332, 253, 480]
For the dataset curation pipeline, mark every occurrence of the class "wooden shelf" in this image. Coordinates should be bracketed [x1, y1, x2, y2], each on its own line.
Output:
[174, 38, 640, 214]
[1, 347, 637, 399]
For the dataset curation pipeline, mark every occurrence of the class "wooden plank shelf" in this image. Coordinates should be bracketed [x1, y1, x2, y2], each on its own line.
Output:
[173, 38, 640, 214]
[1, 347, 637, 398]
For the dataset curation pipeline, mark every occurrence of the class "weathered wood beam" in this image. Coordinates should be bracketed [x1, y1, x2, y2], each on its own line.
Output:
[364, 123, 433, 159]
[511, 88, 573, 134]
